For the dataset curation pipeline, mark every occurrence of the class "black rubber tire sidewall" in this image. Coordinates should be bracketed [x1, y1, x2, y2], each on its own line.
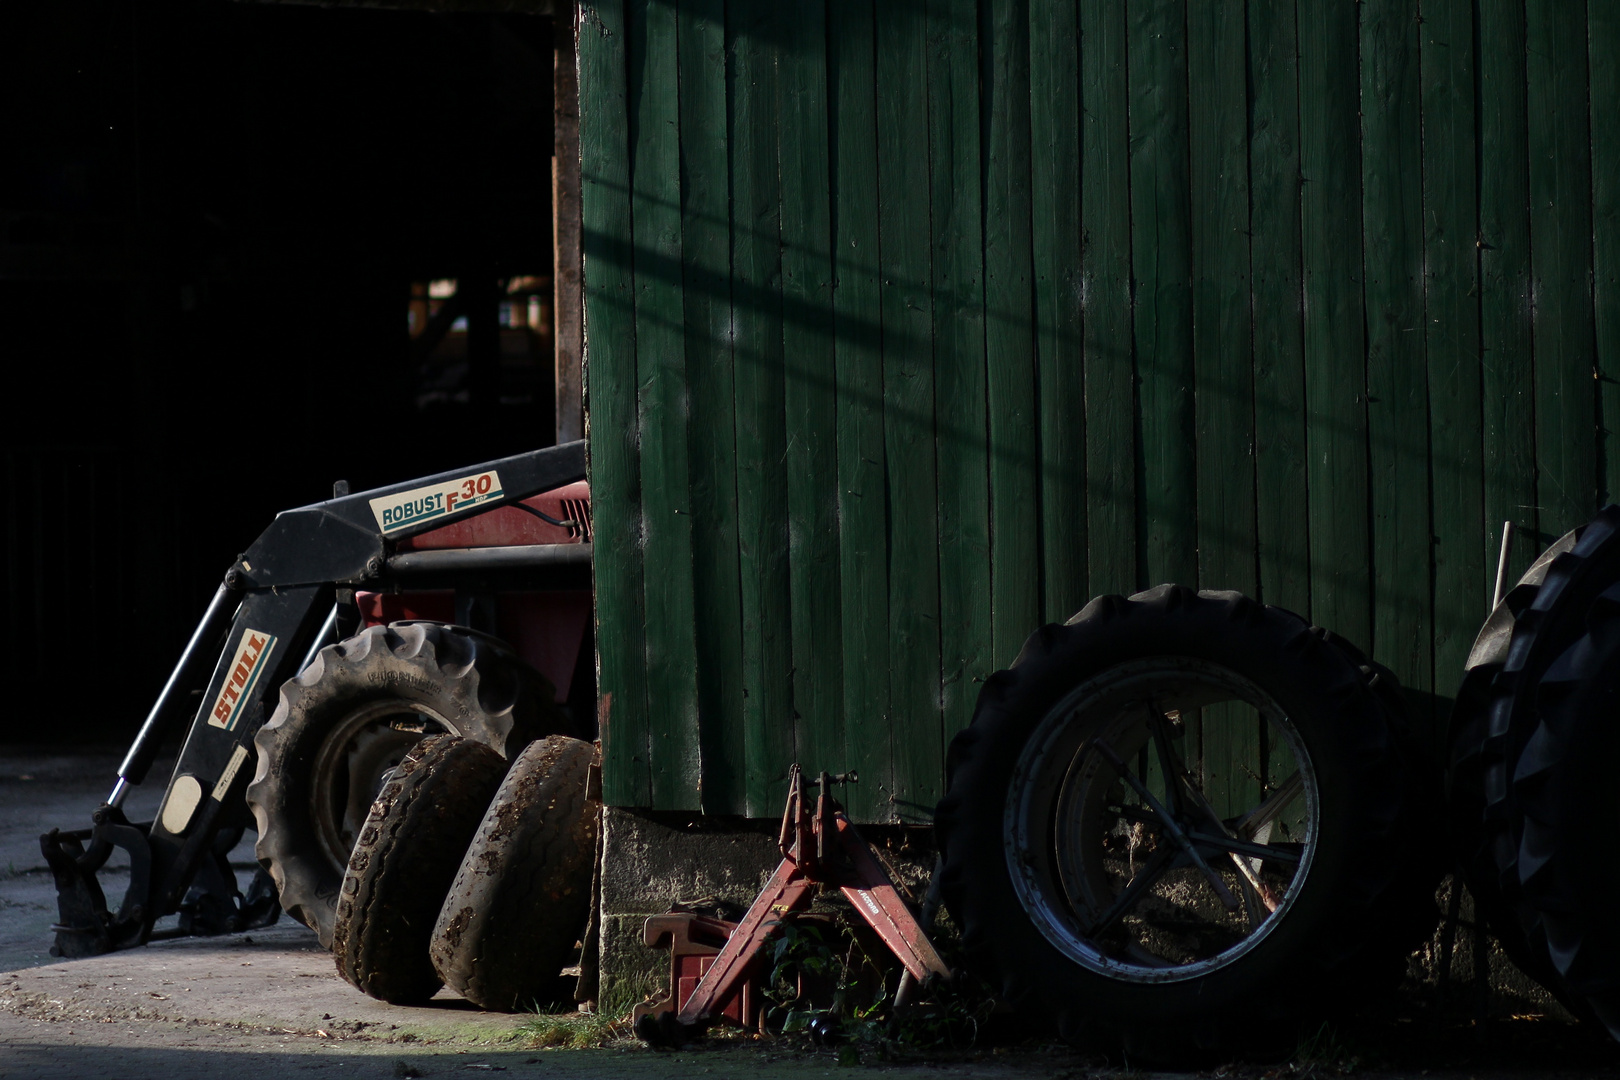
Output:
[1445, 525, 1579, 996]
[936, 586, 1420, 1058]
[430, 736, 600, 1012]
[247, 621, 566, 947]
[1474, 508, 1620, 972]
[1314, 631, 1445, 959]
[1513, 583, 1620, 1034]
[332, 734, 509, 1004]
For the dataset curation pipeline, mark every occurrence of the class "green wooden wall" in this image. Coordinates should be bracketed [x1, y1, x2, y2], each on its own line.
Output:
[580, 0, 1620, 822]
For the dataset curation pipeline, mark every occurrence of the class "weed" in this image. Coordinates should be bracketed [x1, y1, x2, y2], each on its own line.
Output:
[759, 913, 994, 1058]
[1292, 1021, 1360, 1074]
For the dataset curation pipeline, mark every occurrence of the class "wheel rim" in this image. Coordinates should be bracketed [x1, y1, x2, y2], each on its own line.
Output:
[309, 700, 452, 869]
[1005, 657, 1320, 983]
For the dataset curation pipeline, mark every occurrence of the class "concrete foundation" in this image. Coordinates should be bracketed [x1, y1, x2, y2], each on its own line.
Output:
[594, 809, 779, 1012]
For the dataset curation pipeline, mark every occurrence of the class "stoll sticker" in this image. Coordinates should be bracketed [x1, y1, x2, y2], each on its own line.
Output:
[368, 469, 505, 534]
[206, 629, 278, 731]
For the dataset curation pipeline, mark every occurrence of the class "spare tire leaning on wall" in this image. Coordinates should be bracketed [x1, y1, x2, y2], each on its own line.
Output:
[934, 585, 1441, 1062]
[431, 735, 601, 1011]
[246, 621, 572, 947]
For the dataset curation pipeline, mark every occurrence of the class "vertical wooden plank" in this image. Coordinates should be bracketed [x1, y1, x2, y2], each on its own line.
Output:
[1128, 0, 1196, 589]
[1478, 0, 1536, 583]
[1591, 3, 1620, 504]
[929, 0, 991, 745]
[554, 5, 585, 445]
[1298, 0, 1370, 648]
[829, 0, 890, 822]
[626, 0, 700, 810]
[678, 0, 747, 815]
[1029, 0, 1086, 620]
[1080, 0, 1137, 597]
[1526, 0, 1596, 533]
[1360, 0, 1430, 685]
[729, 0, 794, 817]
[1248, 0, 1309, 615]
[1199, 706, 1262, 821]
[875, 1, 940, 820]
[1188, 0, 1255, 818]
[579, 0, 650, 807]
[984, 0, 1040, 665]
[1187, 0, 1254, 595]
[1421, 0, 1482, 724]
[780, 0, 845, 780]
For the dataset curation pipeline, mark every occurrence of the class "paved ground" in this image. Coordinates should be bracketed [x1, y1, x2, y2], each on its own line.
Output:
[0, 749, 1105, 1078]
[4, 748, 1620, 1080]
[0, 748, 566, 1076]
[0, 1008, 1105, 1080]
[0, 750, 164, 973]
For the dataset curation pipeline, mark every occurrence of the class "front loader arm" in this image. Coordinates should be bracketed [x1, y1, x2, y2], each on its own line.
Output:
[237, 440, 587, 589]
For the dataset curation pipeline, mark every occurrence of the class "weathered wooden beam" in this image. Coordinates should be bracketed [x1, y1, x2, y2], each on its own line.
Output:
[553, 2, 584, 445]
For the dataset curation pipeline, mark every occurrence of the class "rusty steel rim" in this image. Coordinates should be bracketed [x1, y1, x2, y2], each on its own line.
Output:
[308, 700, 449, 869]
[1005, 657, 1320, 984]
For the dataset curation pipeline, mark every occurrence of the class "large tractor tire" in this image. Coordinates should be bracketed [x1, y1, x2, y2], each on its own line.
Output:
[332, 735, 508, 1004]
[1445, 525, 1580, 993]
[934, 586, 1437, 1062]
[1467, 507, 1620, 978]
[1512, 581, 1620, 1038]
[430, 736, 600, 1012]
[1314, 630, 1445, 955]
[246, 621, 566, 946]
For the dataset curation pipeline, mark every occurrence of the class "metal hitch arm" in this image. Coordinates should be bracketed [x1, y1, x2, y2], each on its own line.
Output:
[633, 765, 950, 1042]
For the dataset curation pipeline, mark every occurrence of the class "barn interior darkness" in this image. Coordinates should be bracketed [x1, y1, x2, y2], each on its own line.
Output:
[2, 1, 564, 742]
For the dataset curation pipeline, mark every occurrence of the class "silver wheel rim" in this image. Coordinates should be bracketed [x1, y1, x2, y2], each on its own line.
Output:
[1005, 657, 1320, 984]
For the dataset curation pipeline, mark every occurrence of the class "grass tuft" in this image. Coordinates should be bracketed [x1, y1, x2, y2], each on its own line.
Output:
[514, 1008, 628, 1050]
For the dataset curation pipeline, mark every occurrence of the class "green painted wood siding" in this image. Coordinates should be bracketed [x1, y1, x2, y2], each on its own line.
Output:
[580, 0, 1618, 820]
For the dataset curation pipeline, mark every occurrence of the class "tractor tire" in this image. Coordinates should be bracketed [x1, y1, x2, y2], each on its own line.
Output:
[331, 734, 508, 1004]
[1513, 580, 1620, 1038]
[1315, 631, 1445, 955]
[1472, 507, 1620, 974]
[246, 621, 566, 947]
[430, 736, 600, 1012]
[934, 586, 1433, 1062]
[1446, 526, 1579, 992]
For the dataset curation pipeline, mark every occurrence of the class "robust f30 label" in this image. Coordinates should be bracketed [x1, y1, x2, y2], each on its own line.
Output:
[206, 629, 278, 731]
[368, 470, 505, 534]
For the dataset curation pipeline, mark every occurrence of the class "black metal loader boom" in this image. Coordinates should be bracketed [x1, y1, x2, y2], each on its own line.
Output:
[41, 441, 588, 958]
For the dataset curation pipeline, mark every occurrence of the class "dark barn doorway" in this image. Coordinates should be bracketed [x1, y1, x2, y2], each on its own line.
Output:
[0, 0, 578, 743]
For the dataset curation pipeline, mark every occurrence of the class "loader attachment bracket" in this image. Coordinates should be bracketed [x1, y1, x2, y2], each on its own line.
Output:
[41, 807, 153, 957]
